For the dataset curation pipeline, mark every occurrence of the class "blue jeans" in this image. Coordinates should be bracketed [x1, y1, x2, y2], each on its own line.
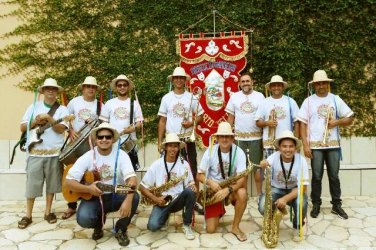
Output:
[180, 141, 198, 180]
[147, 187, 195, 231]
[258, 187, 308, 227]
[311, 148, 341, 206]
[76, 192, 139, 232]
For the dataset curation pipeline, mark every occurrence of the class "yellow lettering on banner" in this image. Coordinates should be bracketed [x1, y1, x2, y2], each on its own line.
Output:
[203, 113, 214, 127]
[216, 114, 228, 125]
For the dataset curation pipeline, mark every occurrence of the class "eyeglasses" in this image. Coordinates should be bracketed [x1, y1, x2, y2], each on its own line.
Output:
[116, 83, 129, 88]
[97, 135, 113, 140]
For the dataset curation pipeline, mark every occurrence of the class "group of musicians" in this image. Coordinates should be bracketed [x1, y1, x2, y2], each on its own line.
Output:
[17, 67, 353, 246]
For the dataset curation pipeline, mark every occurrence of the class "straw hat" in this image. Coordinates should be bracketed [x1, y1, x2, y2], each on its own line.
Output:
[273, 130, 301, 149]
[214, 122, 234, 136]
[308, 70, 333, 84]
[110, 74, 135, 91]
[38, 78, 63, 94]
[265, 75, 288, 89]
[167, 67, 191, 81]
[162, 133, 185, 149]
[90, 122, 119, 142]
[78, 76, 101, 91]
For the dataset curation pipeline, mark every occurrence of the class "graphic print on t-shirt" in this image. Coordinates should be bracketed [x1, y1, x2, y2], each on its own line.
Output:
[114, 107, 129, 120]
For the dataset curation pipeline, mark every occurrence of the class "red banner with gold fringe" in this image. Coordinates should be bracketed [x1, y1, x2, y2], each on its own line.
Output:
[177, 32, 248, 147]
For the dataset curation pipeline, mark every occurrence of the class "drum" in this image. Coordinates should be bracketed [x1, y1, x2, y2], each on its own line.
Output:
[59, 120, 99, 165]
[120, 136, 137, 153]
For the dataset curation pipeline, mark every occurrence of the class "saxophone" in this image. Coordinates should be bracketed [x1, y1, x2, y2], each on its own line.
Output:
[268, 108, 277, 143]
[321, 105, 333, 147]
[262, 166, 288, 248]
[141, 170, 188, 207]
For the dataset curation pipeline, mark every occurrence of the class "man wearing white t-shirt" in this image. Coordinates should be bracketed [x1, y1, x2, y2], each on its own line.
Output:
[258, 131, 309, 240]
[255, 75, 299, 158]
[158, 67, 204, 213]
[298, 70, 353, 220]
[62, 76, 102, 220]
[18, 78, 69, 229]
[226, 73, 265, 196]
[65, 123, 139, 246]
[100, 74, 143, 170]
[197, 122, 248, 242]
[139, 133, 196, 240]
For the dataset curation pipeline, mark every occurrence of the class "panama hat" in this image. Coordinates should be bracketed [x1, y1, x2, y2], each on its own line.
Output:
[308, 70, 333, 84]
[38, 78, 63, 94]
[90, 122, 119, 142]
[162, 133, 185, 149]
[110, 74, 135, 91]
[78, 76, 101, 91]
[167, 67, 191, 81]
[214, 122, 234, 136]
[265, 75, 288, 89]
[273, 130, 301, 149]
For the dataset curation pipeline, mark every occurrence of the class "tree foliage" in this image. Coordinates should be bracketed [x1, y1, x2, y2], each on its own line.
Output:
[1, 0, 375, 140]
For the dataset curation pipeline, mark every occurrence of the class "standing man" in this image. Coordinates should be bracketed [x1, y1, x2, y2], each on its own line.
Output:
[62, 76, 102, 220]
[100, 74, 143, 170]
[18, 78, 69, 229]
[158, 66, 204, 213]
[197, 122, 248, 242]
[255, 75, 299, 158]
[139, 133, 196, 240]
[65, 123, 139, 246]
[298, 70, 353, 219]
[225, 72, 265, 196]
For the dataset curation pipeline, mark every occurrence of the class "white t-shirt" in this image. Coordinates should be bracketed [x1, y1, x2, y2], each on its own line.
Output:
[67, 96, 99, 132]
[225, 90, 265, 141]
[255, 95, 299, 148]
[297, 93, 353, 149]
[66, 145, 136, 186]
[141, 157, 194, 199]
[198, 144, 246, 182]
[21, 101, 69, 157]
[158, 91, 204, 138]
[266, 151, 309, 189]
[100, 97, 143, 141]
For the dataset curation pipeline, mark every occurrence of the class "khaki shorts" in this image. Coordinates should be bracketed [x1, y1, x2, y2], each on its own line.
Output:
[236, 139, 263, 172]
[25, 156, 62, 198]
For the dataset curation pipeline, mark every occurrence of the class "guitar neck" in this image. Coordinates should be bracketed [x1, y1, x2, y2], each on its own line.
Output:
[38, 118, 63, 134]
[96, 182, 135, 194]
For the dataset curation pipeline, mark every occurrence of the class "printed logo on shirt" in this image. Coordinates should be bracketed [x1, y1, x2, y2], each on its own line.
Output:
[98, 164, 113, 182]
[114, 107, 129, 120]
[172, 102, 186, 118]
[276, 170, 297, 187]
[317, 104, 334, 119]
[164, 172, 177, 182]
[78, 108, 93, 122]
[275, 106, 286, 120]
[240, 100, 255, 114]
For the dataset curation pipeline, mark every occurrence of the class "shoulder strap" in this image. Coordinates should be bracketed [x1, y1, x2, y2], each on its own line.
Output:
[47, 102, 60, 117]
[130, 98, 134, 124]
[96, 99, 102, 116]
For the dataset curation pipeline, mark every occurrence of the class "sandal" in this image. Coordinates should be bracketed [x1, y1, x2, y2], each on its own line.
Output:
[44, 213, 57, 224]
[18, 216, 32, 229]
[61, 210, 76, 220]
[231, 230, 247, 242]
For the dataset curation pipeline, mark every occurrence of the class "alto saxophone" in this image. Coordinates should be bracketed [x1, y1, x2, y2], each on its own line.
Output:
[141, 170, 188, 207]
[321, 105, 333, 147]
[262, 166, 288, 248]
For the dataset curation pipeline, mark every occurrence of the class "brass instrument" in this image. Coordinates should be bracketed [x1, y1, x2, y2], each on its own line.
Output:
[188, 87, 203, 142]
[321, 105, 333, 147]
[141, 170, 188, 207]
[179, 92, 194, 137]
[262, 166, 288, 248]
[268, 108, 277, 143]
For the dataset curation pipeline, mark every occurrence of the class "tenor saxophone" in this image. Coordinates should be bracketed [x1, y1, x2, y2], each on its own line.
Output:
[262, 166, 288, 248]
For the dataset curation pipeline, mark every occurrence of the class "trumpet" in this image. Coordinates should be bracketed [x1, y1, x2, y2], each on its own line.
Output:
[321, 105, 333, 147]
[188, 87, 203, 142]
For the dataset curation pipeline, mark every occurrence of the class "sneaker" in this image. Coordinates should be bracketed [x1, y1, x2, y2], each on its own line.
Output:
[92, 227, 104, 240]
[115, 229, 130, 246]
[182, 224, 195, 240]
[292, 229, 303, 242]
[331, 204, 348, 219]
[310, 204, 320, 218]
[194, 202, 204, 215]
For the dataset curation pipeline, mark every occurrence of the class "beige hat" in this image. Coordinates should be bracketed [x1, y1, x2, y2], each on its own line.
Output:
[214, 122, 234, 136]
[90, 122, 119, 142]
[273, 130, 301, 149]
[308, 70, 333, 84]
[38, 78, 63, 94]
[162, 133, 185, 149]
[78, 76, 101, 90]
[110, 74, 135, 91]
[265, 75, 288, 89]
[167, 67, 191, 82]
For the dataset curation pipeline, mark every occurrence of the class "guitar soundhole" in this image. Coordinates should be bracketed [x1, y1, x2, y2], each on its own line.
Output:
[69, 191, 73, 194]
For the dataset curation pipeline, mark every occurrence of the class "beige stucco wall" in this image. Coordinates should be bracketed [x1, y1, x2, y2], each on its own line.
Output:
[0, 2, 34, 140]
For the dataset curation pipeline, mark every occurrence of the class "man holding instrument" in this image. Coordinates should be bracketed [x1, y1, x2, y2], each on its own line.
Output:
[298, 70, 353, 220]
[65, 122, 139, 246]
[100, 74, 143, 170]
[18, 78, 69, 229]
[158, 66, 204, 214]
[62, 76, 102, 220]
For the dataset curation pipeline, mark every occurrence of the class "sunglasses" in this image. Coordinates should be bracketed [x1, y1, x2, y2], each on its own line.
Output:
[116, 83, 129, 88]
[97, 135, 113, 140]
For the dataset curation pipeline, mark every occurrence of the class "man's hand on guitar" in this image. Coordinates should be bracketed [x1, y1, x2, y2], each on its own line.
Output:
[88, 182, 103, 197]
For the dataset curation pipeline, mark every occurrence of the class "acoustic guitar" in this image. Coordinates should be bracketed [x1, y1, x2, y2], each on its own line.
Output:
[62, 164, 136, 202]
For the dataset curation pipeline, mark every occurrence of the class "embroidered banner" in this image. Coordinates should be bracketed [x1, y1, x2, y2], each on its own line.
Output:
[177, 32, 248, 147]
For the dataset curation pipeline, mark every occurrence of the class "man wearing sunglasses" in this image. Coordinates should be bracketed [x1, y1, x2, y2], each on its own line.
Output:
[65, 122, 139, 246]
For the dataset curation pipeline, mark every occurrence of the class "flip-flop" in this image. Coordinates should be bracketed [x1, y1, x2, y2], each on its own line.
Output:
[61, 210, 76, 220]
[231, 231, 247, 242]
